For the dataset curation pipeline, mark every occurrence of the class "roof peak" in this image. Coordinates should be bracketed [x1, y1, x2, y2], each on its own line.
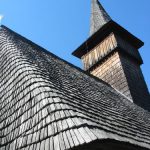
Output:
[90, 0, 111, 36]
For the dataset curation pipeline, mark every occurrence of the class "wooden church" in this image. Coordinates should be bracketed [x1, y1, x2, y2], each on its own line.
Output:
[0, 0, 150, 150]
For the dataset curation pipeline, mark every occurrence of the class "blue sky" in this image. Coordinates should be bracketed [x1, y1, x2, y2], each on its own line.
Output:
[0, 0, 150, 91]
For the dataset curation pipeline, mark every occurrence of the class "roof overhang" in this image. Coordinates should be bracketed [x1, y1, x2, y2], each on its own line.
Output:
[72, 20, 144, 59]
[71, 139, 150, 150]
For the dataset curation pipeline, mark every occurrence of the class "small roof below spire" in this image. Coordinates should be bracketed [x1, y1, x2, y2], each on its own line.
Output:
[90, 0, 111, 36]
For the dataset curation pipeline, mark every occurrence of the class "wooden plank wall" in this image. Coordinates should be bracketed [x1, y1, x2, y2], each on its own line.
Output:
[91, 51, 133, 101]
[82, 33, 117, 70]
[115, 34, 142, 63]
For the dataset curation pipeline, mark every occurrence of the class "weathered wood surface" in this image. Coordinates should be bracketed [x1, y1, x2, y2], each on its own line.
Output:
[0, 26, 150, 150]
[91, 51, 133, 101]
[82, 33, 117, 70]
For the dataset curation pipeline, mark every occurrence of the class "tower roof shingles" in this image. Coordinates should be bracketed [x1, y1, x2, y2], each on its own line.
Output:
[90, 0, 111, 36]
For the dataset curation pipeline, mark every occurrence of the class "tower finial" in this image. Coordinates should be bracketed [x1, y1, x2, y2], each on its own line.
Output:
[90, 0, 111, 36]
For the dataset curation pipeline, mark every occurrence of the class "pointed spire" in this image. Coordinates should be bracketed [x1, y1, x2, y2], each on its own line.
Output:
[90, 0, 111, 36]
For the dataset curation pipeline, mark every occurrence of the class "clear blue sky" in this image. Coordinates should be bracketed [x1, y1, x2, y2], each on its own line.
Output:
[0, 0, 150, 91]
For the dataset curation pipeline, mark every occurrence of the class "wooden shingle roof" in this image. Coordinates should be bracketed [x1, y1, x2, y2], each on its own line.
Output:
[0, 26, 150, 150]
[90, 0, 111, 36]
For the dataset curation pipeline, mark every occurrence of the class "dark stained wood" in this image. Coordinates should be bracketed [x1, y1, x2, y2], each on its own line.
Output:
[70, 139, 150, 150]
[72, 20, 144, 59]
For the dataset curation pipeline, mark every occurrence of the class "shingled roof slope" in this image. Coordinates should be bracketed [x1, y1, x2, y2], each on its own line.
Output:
[90, 0, 111, 36]
[0, 26, 150, 150]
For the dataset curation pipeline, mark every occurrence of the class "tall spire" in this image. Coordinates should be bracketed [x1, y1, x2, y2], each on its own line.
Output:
[90, 0, 111, 36]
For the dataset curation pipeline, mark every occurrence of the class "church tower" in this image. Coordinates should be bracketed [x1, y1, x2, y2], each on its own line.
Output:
[72, 0, 150, 110]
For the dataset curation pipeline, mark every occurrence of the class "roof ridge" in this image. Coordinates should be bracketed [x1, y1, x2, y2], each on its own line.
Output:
[0, 25, 111, 88]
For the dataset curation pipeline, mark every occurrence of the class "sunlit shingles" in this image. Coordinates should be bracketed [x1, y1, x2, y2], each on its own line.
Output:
[73, 128, 85, 145]
[40, 127, 45, 141]
[72, 117, 83, 126]
[63, 131, 70, 149]
[41, 108, 48, 119]
[57, 120, 63, 133]
[40, 139, 45, 150]
[49, 137, 54, 150]
[26, 134, 33, 145]
[84, 127, 97, 141]
[12, 140, 17, 150]
[54, 109, 61, 121]
[70, 129, 80, 147]
[66, 130, 75, 148]
[49, 104, 56, 112]
[66, 118, 75, 129]
[36, 142, 41, 150]
[61, 119, 69, 131]
[17, 136, 24, 149]
[47, 124, 53, 137]
[59, 110, 66, 118]
[55, 103, 61, 110]
[45, 115, 51, 125]
[78, 127, 92, 143]
[44, 138, 50, 150]
[53, 122, 58, 135]
[24, 145, 30, 150]
[32, 131, 37, 143]
[51, 122, 56, 136]
[0, 146, 5, 150]
[43, 125, 48, 139]
[29, 145, 34, 150]
[58, 132, 66, 150]
[53, 97, 61, 103]
[54, 135, 61, 150]
[35, 130, 40, 143]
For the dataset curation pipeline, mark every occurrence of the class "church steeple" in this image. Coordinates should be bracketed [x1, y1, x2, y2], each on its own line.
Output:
[90, 0, 111, 36]
[73, 0, 150, 111]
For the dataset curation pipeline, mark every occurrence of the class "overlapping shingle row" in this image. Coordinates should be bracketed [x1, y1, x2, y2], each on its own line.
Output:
[0, 26, 150, 150]
[90, 0, 111, 36]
